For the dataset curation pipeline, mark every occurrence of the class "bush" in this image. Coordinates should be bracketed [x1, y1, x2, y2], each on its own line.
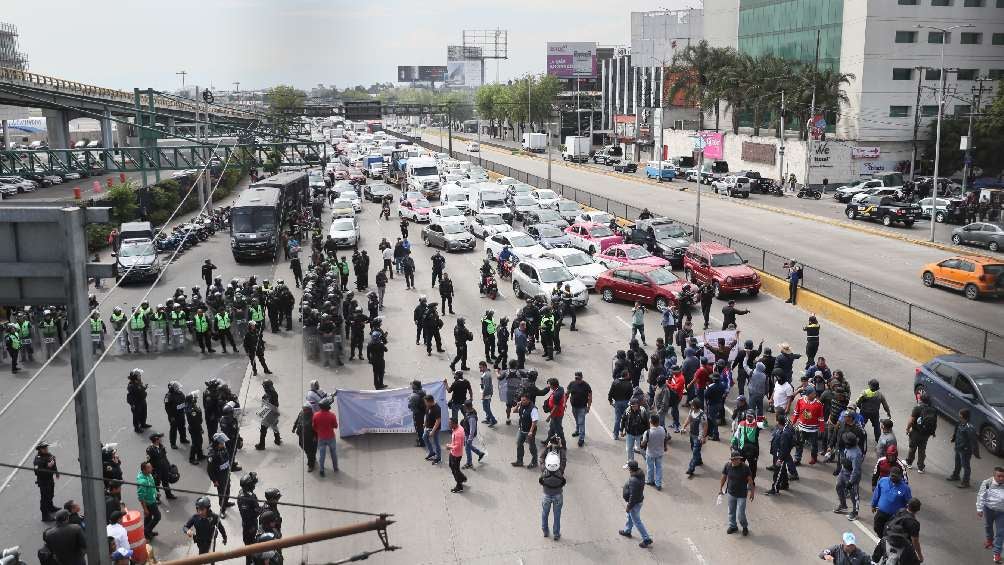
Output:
[104, 183, 138, 225]
[87, 224, 114, 252]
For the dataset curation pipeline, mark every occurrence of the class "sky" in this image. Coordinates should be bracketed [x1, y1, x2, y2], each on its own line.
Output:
[4, 0, 698, 92]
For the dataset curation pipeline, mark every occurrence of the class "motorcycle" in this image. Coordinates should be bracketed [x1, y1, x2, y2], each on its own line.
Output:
[796, 187, 822, 200]
[498, 259, 514, 281]
[764, 180, 785, 196]
[481, 274, 499, 300]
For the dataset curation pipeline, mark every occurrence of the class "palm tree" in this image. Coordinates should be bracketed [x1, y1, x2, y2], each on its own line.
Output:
[666, 40, 719, 130]
[792, 66, 854, 140]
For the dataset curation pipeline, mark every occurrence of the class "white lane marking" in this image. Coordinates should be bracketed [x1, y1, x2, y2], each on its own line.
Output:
[685, 537, 708, 564]
[615, 316, 631, 328]
[851, 518, 881, 544]
[590, 408, 613, 438]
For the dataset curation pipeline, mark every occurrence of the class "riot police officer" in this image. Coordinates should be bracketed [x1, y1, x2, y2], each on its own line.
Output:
[109, 306, 129, 354]
[126, 369, 150, 433]
[183, 496, 227, 554]
[261, 488, 283, 537]
[164, 381, 189, 449]
[207, 433, 234, 515]
[540, 306, 556, 361]
[145, 433, 176, 499]
[102, 444, 123, 488]
[219, 402, 243, 472]
[34, 442, 59, 521]
[449, 318, 473, 372]
[237, 472, 262, 561]
[186, 391, 206, 464]
[203, 379, 222, 437]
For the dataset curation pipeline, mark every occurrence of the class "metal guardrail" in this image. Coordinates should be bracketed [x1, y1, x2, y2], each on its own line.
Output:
[0, 66, 250, 118]
[410, 136, 1004, 363]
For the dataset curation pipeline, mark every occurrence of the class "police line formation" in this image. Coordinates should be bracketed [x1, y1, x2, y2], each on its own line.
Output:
[15, 173, 1004, 565]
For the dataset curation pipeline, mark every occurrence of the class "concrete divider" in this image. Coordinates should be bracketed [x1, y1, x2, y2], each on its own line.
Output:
[755, 270, 951, 363]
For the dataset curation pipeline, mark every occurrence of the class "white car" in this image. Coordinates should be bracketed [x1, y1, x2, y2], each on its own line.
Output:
[834, 179, 884, 202]
[512, 257, 589, 307]
[576, 210, 616, 225]
[712, 175, 751, 198]
[850, 187, 901, 205]
[429, 205, 466, 227]
[484, 231, 547, 262]
[336, 188, 362, 212]
[328, 217, 360, 248]
[466, 141, 480, 152]
[467, 213, 511, 239]
[496, 176, 517, 186]
[555, 200, 583, 222]
[530, 188, 560, 208]
[441, 188, 471, 212]
[541, 248, 608, 290]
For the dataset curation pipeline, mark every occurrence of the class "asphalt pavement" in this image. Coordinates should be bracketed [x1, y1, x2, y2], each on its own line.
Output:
[421, 131, 1004, 354]
[1, 177, 997, 564]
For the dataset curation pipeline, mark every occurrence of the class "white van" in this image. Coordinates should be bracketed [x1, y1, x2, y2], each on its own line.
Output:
[441, 186, 471, 212]
[473, 184, 511, 222]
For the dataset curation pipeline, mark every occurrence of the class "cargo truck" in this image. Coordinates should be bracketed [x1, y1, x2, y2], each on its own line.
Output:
[522, 132, 547, 153]
[563, 136, 591, 163]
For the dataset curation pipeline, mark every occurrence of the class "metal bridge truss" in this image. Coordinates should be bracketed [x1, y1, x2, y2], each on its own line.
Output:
[0, 141, 325, 175]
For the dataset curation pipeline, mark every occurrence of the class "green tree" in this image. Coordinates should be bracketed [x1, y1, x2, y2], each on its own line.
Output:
[667, 40, 720, 131]
[104, 183, 138, 224]
[922, 83, 1004, 178]
[265, 85, 307, 134]
[792, 67, 854, 140]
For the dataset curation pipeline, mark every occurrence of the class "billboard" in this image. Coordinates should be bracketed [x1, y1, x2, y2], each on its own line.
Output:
[694, 131, 724, 160]
[397, 66, 447, 82]
[546, 42, 597, 78]
[447, 46, 483, 87]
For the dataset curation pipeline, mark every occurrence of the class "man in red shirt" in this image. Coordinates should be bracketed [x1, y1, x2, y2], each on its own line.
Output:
[689, 358, 714, 400]
[448, 418, 467, 493]
[792, 387, 825, 465]
[312, 397, 339, 476]
[871, 445, 908, 488]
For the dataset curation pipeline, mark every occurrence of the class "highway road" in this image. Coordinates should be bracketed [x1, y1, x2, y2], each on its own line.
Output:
[0, 176, 995, 563]
[421, 131, 1004, 359]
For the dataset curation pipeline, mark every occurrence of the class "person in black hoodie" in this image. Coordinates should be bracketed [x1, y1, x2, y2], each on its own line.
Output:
[367, 330, 389, 389]
[449, 318, 474, 372]
[408, 380, 427, 447]
[495, 317, 510, 370]
[422, 306, 445, 355]
[766, 412, 796, 494]
[612, 350, 629, 382]
[608, 372, 634, 440]
[439, 273, 455, 314]
[773, 343, 800, 385]
[699, 282, 715, 330]
[618, 460, 653, 548]
[414, 296, 428, 345]
[732, 339, 762, 397]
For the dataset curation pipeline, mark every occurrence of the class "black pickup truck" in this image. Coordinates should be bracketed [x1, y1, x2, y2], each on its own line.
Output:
[845, 196, 921, 227]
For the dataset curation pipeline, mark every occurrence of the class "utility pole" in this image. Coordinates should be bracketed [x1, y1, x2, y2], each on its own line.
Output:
[909, 66, 928, 182]
[233, 81, 240, 106]
[961, 76, 989, 195]
[547, 108, 553, 191]
[778, 89, 786, 182]
[447, 104, 453, 156]
[803, 29, 820, 192]
[177, 70, 187, 90]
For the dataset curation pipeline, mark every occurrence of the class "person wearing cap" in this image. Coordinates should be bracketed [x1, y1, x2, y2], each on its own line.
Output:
[773, 343, 801, 384]
[312, 396, 339, 476]
[34, 442, 60, 522]
[732, 409, 762, 479]
[292, 403, 318, 472]
[618, 459, 653, 548]
[720, 450, 755, 536]
[539, 450, 566, 541]
[137, 461, 160, 538]
[978, 467, 1004, 563]
[184, 497, 228, 554]
[106, 510, 129, 552]
[818, 532, 869, 564]
[834, 432, 864, 520]
[478, 361, 498, 428]
[146, 432, 177, 499]
[872, 445, 908, 488]
[42, 509, 86, 565]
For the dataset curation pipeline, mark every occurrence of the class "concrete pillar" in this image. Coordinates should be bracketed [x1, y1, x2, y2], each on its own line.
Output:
[1, 119, 9, 149]
[614, 57, 620, 122]
[623, 61, 630, 115]
[600, 60, 607, 134]
[168, 117, 176, 135]
[42, 108, 71, 149]
[608, 59, 614, 129]
[100, 108, 114, 170]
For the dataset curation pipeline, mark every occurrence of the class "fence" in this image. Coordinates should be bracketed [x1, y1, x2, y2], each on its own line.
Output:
[410, 137, 1004, 363]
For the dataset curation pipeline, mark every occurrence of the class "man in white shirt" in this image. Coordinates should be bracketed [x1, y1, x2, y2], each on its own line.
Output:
[106, 510, 130, 552]
[772, 372, 795, 415]
[382, 247, 394, 279]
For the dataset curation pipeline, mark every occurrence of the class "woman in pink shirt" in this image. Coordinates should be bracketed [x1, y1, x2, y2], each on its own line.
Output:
[448, 418, 467, 493]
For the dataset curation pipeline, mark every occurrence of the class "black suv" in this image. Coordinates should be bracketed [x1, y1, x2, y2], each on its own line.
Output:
[845, 196, 920, 227]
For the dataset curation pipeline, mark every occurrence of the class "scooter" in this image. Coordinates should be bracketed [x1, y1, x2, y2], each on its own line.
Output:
[482, 274, 499, 300]
[498, 259, 514, 281]
[796, 187, 822, 200]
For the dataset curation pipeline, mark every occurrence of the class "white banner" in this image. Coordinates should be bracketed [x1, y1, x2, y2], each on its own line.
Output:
[851, 146, 880, 159]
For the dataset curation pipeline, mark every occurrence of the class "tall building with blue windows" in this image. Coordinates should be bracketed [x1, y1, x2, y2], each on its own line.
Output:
[703, 0, 1004, 150]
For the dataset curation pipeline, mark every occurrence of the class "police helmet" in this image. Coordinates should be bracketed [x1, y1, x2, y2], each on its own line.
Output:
[222, 402, 235, 414]
[195, 496, 212, 510]
[128, 368, 143, 379]
[264, 488, 281, 501]
[212, 432, 229, 444]
[319, 396, 334, 409]
[113, 306, 122, 314]
[239, 471, 259, 490]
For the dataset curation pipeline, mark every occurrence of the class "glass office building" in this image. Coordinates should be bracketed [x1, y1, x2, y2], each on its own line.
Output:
[737, 0, 843, 71]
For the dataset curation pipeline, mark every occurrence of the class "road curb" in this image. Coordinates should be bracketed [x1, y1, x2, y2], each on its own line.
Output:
[441, 131, 997, 261]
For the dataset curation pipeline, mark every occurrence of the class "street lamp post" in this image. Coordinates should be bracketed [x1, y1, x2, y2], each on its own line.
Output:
[915, 23, 972, 242]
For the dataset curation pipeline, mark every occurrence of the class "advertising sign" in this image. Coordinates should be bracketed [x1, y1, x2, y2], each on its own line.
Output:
[336, 381, 448, 437]
[546, 42, 597, 78]
[859, 160, 898, 176]
[397, 66, 418, 82]
[810, 114, 827, 140]
[741, 141, 776, 165]
[418, 66, 447, 82]
[851, 146, 880, 159]
[446, 46, 483, 87]
[696, 131, 724, 160]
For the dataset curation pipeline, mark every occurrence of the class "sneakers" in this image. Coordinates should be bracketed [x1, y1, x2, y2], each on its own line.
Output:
[543, 530, 549, 538]
[995, 553, 1002, 564]
[985, 539, 994, 550]
[947, 475, 960, 481]
[917, 468, 925, 474]
[741, 527, 749, 537]
[527, 462, 538, 469]
[618, 530, 632, 538]
[833, 506, 848, 514]
[553, 534, 561, 542]
[477, 452, 485, 462]
[639, 539, 653, 548]
[461, 463, 474, 470]
[726, 526, 738, 535]
[450, 486, 464, 493]
[959, 481, 971, 488]
[847, 512, 858, 521]
[511, 461, 524, 467]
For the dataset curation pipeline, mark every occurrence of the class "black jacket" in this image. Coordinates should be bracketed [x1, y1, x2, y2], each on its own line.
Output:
[608, 379, 633, 403]
[439, 278, 454, 297]
[622, 471, 645, 508]
[42, 523, 86, 565]
[453, 323, 473, 345]
[621, 407, 649, 436]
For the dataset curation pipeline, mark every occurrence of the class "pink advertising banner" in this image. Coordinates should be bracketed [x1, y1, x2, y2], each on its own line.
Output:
[697, 131, 724, 160]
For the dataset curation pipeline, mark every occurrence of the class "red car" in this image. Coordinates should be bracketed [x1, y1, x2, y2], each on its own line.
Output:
[565, 221, 624, 254]
[682, 241, 761, 296]
[348, 167, 366, 184]
[333, 169, 349, 181]
[596, 244, 670, 269]
[595, 264, 687, 312]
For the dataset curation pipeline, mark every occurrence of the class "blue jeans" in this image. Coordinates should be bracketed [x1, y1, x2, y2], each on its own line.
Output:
[728, 494, 748, 529]
[646, 454, 663, 488]
[482, 398, 498, 425]
[464, 435, 484, 466]
[985, 508, 1004, 554]
[626, 433, 641, 462]
[424, 428, 441, 460]
[687, 435, 703, 473]
[516, 430, 538, 465]
[572, 407, 587, 444]
[317, 438, 337, 472]
[623, 503, 651, 541]
[612, 400, 628, 439]
[953, 449, 973, 482]
[541, 493, 563, 536]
